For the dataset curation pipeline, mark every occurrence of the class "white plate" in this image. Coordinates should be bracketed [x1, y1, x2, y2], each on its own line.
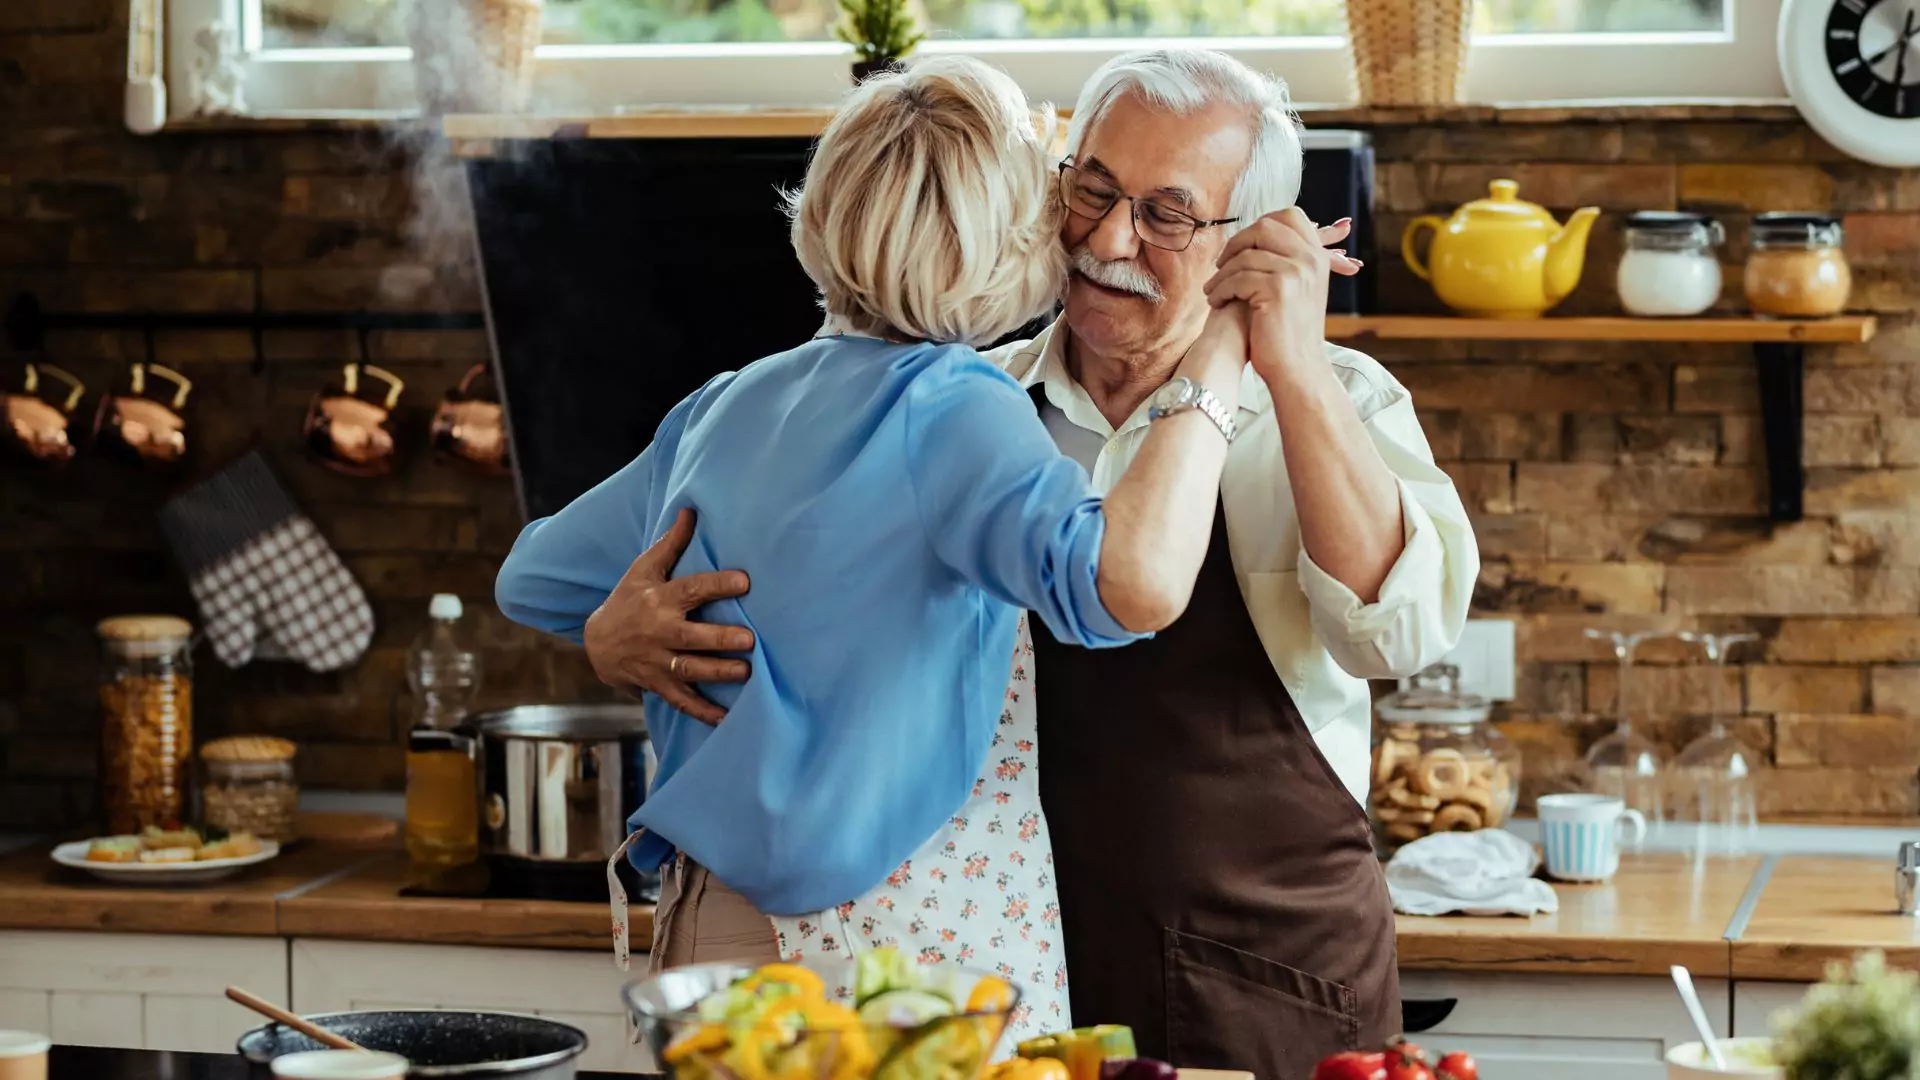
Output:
[51, 837, 282, 885]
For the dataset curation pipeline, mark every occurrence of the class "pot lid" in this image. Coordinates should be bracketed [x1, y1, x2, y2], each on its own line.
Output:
[1456, 179, 1555, 227]
[1624, 211, 1715, 230]
[1375, 663, 1491, 724]
[467, 703, 649, 741]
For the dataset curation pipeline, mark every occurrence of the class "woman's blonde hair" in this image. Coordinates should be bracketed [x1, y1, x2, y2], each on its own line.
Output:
[786, 56, 1066, 348]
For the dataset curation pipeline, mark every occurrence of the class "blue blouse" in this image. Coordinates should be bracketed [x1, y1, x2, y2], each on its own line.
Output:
[494, 335, 1145, 915]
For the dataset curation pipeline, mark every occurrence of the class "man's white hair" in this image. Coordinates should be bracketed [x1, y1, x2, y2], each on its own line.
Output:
[1064, 48, 1305, 224]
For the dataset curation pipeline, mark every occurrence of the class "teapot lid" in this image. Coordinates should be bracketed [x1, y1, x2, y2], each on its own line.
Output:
[1376, 663, 1491, 724]
[1458, 179, 1554, 225]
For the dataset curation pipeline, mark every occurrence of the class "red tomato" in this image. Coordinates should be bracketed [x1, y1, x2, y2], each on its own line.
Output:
[1386, 1038, 1428, 1063]
[1309, 1051, 1387, 1080]
[1384, 1046, 1435, 1080]
[1435, 1052, 1478, 1080]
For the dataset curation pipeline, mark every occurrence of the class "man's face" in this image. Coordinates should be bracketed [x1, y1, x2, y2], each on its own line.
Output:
[1060, 91, 1255, 366]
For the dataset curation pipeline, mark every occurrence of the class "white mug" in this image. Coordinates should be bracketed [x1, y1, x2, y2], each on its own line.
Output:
[270, 1050, 410, 1080]
[1537, 793, 1647, 882]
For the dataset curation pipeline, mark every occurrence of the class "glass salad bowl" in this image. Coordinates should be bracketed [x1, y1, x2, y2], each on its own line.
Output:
[624, 950, 1023, 1080]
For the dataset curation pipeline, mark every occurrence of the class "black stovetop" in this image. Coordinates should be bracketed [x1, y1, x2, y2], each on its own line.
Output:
[51, 1046, 662, 1080]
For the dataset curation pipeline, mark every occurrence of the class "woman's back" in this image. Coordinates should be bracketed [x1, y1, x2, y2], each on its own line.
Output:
[499, 331, 1139, 915]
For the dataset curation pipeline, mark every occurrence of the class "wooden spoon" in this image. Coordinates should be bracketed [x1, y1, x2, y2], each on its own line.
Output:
[226, 986, 367, 1052]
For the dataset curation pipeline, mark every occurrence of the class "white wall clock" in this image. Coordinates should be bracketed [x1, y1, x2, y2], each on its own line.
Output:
[1780, 0, 1920, 167]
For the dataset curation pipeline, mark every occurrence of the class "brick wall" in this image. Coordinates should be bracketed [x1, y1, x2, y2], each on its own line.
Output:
[1362, 111, 1920, 818]
[0, 0, 617, 829]
[0, 0, 1915, 827]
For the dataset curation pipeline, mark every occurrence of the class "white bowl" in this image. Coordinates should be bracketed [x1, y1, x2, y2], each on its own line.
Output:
[1666, 1038, 1783, 1079]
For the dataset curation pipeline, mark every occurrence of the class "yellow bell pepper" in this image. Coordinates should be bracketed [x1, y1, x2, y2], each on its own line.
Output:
[964, 976, 1016, 1014]
[1017, 1026, 1137, 1080]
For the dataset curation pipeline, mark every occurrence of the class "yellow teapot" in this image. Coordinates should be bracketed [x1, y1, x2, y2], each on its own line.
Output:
[1401, 179, 1601, 319]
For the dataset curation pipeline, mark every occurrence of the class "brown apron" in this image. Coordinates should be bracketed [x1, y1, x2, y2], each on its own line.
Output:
[1030, 392, 1399, 1079]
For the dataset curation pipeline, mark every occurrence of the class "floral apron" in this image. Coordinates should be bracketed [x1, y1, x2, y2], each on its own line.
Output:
[768, 615, 1070, 1048]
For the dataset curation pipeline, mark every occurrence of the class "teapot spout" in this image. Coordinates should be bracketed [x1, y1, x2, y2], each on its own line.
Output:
[1544, 206, 1601, 306]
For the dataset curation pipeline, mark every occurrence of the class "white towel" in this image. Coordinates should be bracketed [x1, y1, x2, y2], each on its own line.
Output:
[1386, 829, 1559, 917]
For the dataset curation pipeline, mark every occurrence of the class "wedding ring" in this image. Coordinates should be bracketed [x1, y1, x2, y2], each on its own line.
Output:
[668, 654, 682, 679]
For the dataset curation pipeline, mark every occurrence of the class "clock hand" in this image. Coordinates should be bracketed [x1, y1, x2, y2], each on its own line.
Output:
[1896, 7, 1918, 89]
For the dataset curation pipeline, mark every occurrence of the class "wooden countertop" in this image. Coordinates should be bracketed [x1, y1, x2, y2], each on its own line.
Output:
[1393, 853, 1760, 977]
[278, 852, 640, 951]
[1732, 855, 1920, 981]
[0, 841, 378, 937]
[0, 842, 1909, 981]
[0, 841, 647, 951]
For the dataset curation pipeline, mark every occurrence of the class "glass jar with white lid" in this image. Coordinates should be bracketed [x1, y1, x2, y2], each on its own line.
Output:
[1616, 211, 1726, 317]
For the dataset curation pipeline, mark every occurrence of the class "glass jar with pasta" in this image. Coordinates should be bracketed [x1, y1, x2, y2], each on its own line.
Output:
[97, 615, 194, 834]
[1370, 663, 1521, 856]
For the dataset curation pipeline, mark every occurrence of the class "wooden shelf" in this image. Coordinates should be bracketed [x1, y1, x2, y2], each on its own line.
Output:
[1324, 314, 1876, 344]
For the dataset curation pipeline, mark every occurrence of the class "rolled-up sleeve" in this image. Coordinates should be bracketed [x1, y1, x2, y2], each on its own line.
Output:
[904, 347, 1144, 650]
[1295, 387, 1478, 680]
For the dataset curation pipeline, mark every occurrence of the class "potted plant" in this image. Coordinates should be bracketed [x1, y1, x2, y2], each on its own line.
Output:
[836, 0, 923, 84]
[1773, 950, 1920, 1080]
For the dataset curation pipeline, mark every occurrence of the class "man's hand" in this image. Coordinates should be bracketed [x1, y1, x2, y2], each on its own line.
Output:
[582, 508, 755, 725]
[1201, 208, 1362, 382]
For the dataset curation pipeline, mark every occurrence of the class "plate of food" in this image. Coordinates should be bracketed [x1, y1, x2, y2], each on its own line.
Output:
[52, 824, 279, 884]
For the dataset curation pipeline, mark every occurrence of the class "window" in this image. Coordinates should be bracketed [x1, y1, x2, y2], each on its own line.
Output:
[166, 0, 1782, 121]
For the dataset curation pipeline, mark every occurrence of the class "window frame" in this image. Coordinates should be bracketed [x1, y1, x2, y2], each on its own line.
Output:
[163, 0, 1786, 122]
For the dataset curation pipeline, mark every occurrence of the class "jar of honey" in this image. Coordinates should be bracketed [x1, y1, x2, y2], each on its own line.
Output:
[1744, 212, 1851, 317]
[97, 615, 194, 834]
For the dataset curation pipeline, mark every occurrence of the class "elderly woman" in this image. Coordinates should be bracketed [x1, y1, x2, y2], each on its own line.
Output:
[494, 55, 1246, 1038]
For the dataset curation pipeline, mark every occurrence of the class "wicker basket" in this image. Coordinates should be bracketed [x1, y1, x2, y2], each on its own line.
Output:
[406, 0, 543, 114]
[1345, 0, 1474, 106]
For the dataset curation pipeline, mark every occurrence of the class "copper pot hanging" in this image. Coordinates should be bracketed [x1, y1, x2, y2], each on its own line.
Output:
[3, 363, 86, 465]
[304, 362, 406, 477]
[95, 361, 193, 466]
[430, 363, 510, 476]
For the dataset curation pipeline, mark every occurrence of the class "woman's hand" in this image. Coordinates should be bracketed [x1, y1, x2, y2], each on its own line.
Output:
[1202, 208, 1362, 386]
[583, 508, 756, 724]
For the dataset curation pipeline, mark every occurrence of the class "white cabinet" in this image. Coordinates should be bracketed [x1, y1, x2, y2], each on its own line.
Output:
[1731, 981, 1809, 1036]
[1400, 971, 1731, 1080]
[290, 939, 657, 1075]
[0, 930, 289, 1053]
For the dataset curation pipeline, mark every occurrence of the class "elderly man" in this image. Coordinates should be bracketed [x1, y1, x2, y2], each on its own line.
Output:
[576, 49, 1475, 1078]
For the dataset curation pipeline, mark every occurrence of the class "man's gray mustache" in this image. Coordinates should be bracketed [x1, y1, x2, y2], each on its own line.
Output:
[1069, 245, 1163, 303]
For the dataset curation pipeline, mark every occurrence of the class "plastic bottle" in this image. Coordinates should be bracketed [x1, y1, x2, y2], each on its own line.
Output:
[404, 594, 481, 867]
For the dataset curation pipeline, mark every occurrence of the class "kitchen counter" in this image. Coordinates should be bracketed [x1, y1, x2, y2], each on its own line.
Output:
[0, 841, 382, 937]
[0, 839, 1911, 981]
[1394, 853, 1762, 977]
[0, 842, 648, 949]
[1733, 855, 1920, 980]
[279, 852, 616, 951]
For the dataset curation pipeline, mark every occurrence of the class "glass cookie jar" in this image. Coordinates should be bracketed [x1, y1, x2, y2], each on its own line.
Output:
[201, 736, 299, 842]
[1370, 663, 1521, 855]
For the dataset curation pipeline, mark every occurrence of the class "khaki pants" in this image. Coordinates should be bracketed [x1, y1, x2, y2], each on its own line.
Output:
[648, 856, 782, 973]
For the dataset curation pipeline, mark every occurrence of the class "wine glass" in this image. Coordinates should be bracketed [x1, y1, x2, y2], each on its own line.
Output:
[1583, 628, 1669, 844]
[1673, 631, 1762, 859]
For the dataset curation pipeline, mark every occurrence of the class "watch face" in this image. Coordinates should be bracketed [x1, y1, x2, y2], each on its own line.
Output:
[1148, 379, 1189, 414]
[1826, 0, 1920, 118]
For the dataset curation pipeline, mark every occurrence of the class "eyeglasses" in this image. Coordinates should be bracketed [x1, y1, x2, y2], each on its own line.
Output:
[1057, 161, 1239, 253]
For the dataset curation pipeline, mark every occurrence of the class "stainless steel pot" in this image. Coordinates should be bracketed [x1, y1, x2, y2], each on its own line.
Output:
[467, 704, 655, 867]
[238, 1009, 587, 1078]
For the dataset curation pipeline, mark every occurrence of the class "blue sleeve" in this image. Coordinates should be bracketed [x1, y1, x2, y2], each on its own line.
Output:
[494, 376, 723, 643]
[902, 347, 1144, 649]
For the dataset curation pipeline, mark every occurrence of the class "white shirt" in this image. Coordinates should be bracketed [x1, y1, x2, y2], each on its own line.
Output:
[985, 319, 1480, 804]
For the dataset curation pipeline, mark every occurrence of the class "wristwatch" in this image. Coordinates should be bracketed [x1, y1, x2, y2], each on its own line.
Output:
[1146, 377, 1235, 442]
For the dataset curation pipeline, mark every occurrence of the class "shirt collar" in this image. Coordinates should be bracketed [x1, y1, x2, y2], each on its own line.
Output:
[1019, 318, 1275, 438]
[816, 312, 885, 341]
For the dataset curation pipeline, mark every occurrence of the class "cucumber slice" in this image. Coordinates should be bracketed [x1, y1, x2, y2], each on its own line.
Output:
[857, 988, 956, 1027]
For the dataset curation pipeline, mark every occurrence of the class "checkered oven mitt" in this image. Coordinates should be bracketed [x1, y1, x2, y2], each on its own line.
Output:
[157, 451, 374, 672]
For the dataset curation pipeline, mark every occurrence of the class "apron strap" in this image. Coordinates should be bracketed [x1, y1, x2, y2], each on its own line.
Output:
[608, 827, 648, 972]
